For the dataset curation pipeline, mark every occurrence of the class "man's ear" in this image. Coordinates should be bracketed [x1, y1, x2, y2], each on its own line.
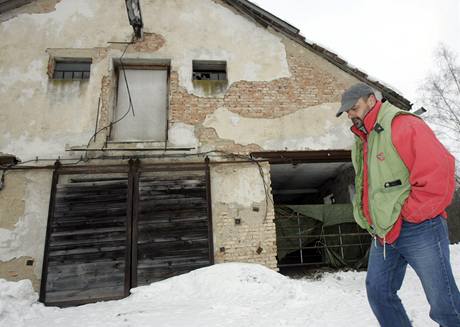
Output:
[367, 94, 377, 107]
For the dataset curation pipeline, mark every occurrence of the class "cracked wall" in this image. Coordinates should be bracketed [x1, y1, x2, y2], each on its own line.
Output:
[211, 163, 277, 269]
[0, 0, 365, 288]
[169, 37, 360, 153]
[0, 171, 51, 290]
[1, 0, 292, 161]
[1, 0, 358, 160]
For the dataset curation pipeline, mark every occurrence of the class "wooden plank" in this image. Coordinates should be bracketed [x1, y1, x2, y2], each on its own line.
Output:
[53, 209, 127, 221]
[55, 194, 128, 207]
[137, 254, 211, 268]
[45, 285, 125, 304]
[46, 271, 125, 292]
[138, 204, 207, 218]
[140, 180, 204, 187]
[47, 270, 125, 289]
[137, 260, 210, 271]
[136, 264, 209, 285]
[51, 226, 126, 237]
[52, 216, 126, 230]
[139, 175, 205, 183]
[48, 242, 126, 255]
[52, 222, 126, 234]
[138, 198, 206, 212]
[57, 180, 128, 189]
[49, 237, 127, 251]
[137, 220, 208, 233]
[56, 185, 127, 195]
[47, 260, 125, 276]
[54, 201, 127, 213]
[137, 215, 208, 225]
[137, 238, 209, 248]
[137, 248, 210, 260]
[139, 192, 205, 201]
[48, 250, 127, 265]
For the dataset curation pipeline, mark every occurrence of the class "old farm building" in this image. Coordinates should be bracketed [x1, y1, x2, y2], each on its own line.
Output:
[0, 0, 416, 306]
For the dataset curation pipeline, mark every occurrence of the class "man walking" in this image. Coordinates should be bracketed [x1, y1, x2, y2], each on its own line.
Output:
[336, 83, 460, 326]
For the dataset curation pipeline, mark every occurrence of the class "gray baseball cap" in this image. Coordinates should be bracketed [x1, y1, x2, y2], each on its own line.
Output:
[336, 83, 374, 117]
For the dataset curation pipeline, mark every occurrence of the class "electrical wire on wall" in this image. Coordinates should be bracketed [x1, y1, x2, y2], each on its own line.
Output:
[0, 149, 275, 224]
[216, 150, 274, 223]
[83, 33, 137, 161]
[0, 169, 5, 190]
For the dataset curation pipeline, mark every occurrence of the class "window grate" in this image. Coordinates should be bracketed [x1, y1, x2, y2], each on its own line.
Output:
[192, 60, 227, 81]
[53, 60, 92, 80]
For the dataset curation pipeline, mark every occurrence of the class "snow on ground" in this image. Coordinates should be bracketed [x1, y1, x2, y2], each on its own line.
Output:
[2, 245, 460, 327]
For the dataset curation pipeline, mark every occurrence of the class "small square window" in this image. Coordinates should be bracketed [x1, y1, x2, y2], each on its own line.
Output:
[52, 59, 92, 80]
[192, 60, 227, 81]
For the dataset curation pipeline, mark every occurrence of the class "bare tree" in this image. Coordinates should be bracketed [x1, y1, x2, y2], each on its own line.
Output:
[418, 44, 460, 185]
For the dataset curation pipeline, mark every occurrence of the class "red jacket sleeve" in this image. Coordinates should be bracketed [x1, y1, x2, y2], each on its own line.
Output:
[391, 115, 456, 222]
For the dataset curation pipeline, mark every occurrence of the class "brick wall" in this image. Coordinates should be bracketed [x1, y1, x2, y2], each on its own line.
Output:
[211, 162, 278, 270]
[169, 36, 352, 154]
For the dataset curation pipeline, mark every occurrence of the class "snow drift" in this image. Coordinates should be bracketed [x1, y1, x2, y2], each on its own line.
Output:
[3, 246, 460, 326]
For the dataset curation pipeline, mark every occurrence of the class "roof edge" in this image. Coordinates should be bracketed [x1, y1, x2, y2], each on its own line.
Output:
[224, 0, 412, 110]
[0, 0, 33, 14]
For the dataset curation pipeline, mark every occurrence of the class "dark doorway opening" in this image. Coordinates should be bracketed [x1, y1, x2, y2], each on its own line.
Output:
[252, 151, 371, 276]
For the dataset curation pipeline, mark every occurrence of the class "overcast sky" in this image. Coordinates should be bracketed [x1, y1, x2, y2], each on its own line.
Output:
[254, 0, 460, 105]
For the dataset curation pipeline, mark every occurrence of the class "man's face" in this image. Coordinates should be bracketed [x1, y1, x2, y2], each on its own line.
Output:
[346, 95, 375, 121]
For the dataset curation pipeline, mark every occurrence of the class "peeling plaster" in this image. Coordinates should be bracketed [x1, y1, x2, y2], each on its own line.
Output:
[211, 165, 266, 206]
[0, 171, 51, 278]
[168, 123, 198, 148]
[0, 59, 47, 93]
[0, 173, 26, 230]
[0, 55, 108, 160]
[140, 0, 290, 95]
[1, 0, 97, 36]
[0, 0, 62, 24]
[2, 131, 89, 162]
[203, 104, 354, 150]
[0, 0, 290, 162]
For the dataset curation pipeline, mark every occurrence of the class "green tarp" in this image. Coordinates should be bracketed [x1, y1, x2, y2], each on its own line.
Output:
[286, 204, 355, 227]
[275, 204, 369, 269]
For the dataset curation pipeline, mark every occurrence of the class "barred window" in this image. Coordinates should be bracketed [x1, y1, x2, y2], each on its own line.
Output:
[53, 59, 92, 80]
[192, 60, 227, 81]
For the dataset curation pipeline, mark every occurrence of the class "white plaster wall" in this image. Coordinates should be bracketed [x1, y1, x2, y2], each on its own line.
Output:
[0, 171, 52, 278]
[140, 0, 290, 94]
[0, 0, 129, 161]
[211, 164, 266, 207]
[168, 122, 199, 148]
[210, 163, 278, 269]
[203, 103, 354, 150]
[0, 0, 290, 161]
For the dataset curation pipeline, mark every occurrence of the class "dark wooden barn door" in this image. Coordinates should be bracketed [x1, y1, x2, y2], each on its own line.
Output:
[134, 170, 212, 286]
[40, 161, 213, 307]
[41, 174, 130, 306]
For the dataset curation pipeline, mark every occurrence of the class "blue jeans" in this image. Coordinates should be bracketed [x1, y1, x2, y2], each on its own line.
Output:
[366, 216, 460, 327]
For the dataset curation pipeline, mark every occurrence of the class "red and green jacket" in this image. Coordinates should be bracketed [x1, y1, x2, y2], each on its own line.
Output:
[351, 101, 456, 243]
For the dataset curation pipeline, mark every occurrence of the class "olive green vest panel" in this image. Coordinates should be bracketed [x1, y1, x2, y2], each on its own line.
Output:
[351, 102, 420, 238]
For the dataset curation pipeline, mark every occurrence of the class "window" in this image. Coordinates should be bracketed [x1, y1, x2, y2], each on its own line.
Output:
[192, 60, 227, 81]
[52, 59, 92, 80]
[192, 60, 228, 96]
[111, 66, 168, 141]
